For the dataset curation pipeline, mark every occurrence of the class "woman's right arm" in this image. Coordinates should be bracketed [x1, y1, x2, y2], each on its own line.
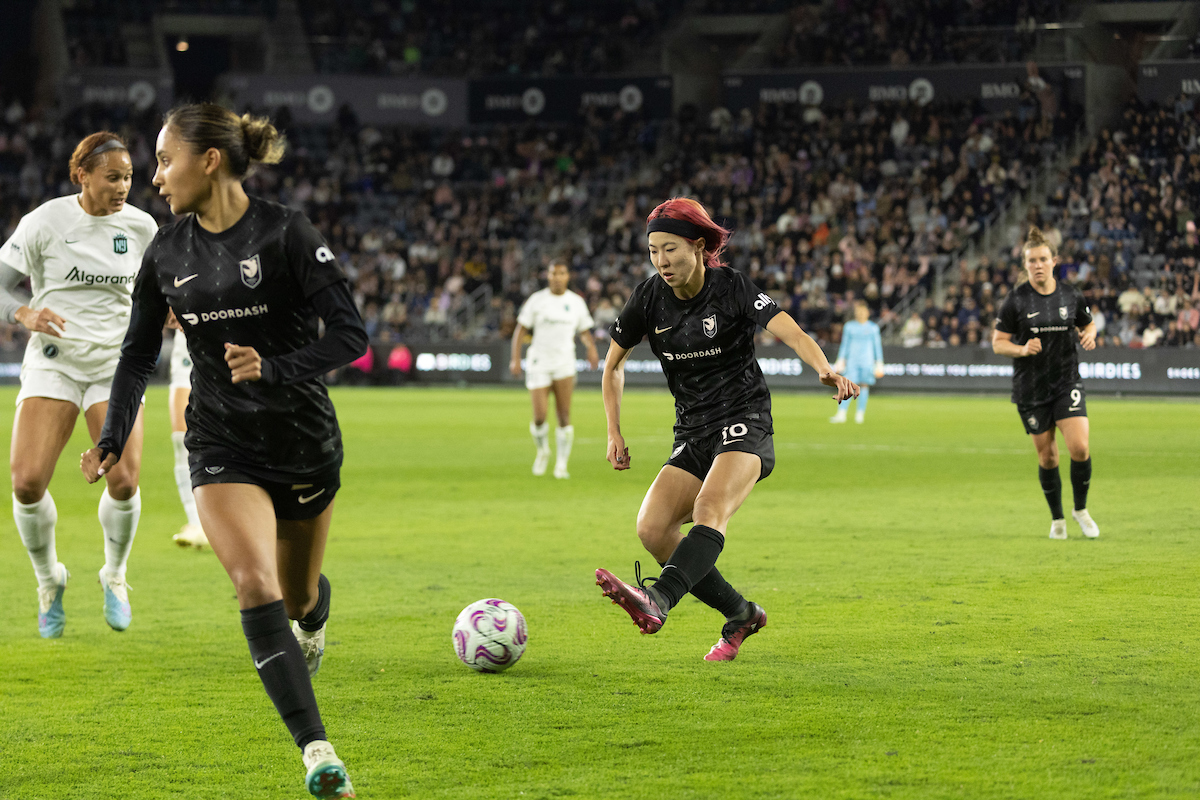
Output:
[602, 340, 632, 470]
[83, 257, 169, 481]
[509, 324, 526, 377]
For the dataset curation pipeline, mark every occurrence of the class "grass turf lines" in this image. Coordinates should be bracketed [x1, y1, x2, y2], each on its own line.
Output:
[1, 386, 1197, 799]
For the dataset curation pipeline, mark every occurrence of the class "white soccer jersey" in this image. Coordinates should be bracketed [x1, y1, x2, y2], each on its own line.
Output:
[0, 195, 157, 381]
[517, 288, 594, 367]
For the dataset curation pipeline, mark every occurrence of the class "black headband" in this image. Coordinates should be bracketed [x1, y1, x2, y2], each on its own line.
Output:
[85, 138, 127, 160]
[647, 216, 707, 241]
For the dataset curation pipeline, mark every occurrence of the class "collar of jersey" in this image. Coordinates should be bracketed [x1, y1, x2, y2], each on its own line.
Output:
[190, 196, 258, 241]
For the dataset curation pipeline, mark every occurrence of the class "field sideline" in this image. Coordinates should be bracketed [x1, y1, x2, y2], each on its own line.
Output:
[2, 386, 1197, 799]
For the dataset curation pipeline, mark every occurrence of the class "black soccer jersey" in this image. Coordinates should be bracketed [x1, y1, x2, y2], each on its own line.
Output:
[610, 267, 782, 434]
[995, 280, 1092, 406]
[99, 196, 366, 480]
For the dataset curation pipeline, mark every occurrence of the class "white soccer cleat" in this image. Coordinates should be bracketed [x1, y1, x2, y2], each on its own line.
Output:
[292, 620, 326, 677]
[532, 447, 550, 476]
[1049, 519, 1068, 540]
[173, 523, 210, 550]
[37, 562, 70, 638]
[1072, 509, 1100, 539]
[553, 464, 570, 479]
[855, 411, 865, 424]
[303, 740, 354, 798]
[829, 411, 847, 424]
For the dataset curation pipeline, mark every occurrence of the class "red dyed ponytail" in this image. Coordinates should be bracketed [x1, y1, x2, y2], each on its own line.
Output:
[646, 198, 732, 269]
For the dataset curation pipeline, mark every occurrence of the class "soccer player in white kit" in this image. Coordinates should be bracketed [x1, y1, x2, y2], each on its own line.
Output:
[166, 317, 208, 549]
[0, 133, 157, 637]
[509, 260, 598, 478]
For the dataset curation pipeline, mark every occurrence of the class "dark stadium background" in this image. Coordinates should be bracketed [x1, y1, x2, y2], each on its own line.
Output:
[1, 0, 1197, 394]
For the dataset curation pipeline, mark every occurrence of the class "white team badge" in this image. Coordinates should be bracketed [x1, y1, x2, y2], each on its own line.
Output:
[1059, 306, 1068, 319]
[240, 254, 263, 289]
[671, 443, 685, 458]
[702, 314, 717, 339]
[1027, 416, 1038, 430]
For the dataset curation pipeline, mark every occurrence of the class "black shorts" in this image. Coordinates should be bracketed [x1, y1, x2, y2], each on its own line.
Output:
[191, 456, 341, 520]
[665, 418, 775, 482]
[1017, 383, 1087, 435]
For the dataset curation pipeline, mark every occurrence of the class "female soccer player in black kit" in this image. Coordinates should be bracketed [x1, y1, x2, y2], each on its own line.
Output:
[80, 104, 366, 798]
[596, 198, 858, 661]
[992, 226, 1099, 541]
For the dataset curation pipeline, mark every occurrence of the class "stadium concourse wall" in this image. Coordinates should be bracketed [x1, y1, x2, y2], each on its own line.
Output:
[343, 342, 1200, 396]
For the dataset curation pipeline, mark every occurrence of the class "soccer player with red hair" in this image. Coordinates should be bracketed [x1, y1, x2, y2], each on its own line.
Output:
[595, 197, 858, 660]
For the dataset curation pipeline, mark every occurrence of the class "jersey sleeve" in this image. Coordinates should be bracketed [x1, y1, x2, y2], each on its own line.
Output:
[995, 291, 1019, 334]
[575, 295, 595, 333]
[610, 284, 647, 348]
[733, 270, 781, 327]
[1073, 291, 1093, 328]
[283, 211, 347, 299]
[98, 245, 171, 459]
[871, 323, 883, 362]
[516, 295, 537, 330]
[0, 211, 42, 276]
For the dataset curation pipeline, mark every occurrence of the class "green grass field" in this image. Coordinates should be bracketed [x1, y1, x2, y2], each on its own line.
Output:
[1, 385, 1197, 799]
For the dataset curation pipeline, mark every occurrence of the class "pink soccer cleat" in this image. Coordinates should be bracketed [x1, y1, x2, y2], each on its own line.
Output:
[704, 603, 767, 662]
[595, 566, 667, 634]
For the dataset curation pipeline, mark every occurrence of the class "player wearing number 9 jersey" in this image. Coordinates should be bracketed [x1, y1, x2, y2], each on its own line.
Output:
[993, 225, 1099, 541]
[80, 104, 364, 798]
[595, 198, 859, 661]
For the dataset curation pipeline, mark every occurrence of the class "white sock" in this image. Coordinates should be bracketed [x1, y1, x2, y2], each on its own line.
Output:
[171, 431, 200, 526]
[13, 492, 58, 587]
[99, 488, 140, 580]
[555, 425, 574, 470]
[530, 421, 550, 451]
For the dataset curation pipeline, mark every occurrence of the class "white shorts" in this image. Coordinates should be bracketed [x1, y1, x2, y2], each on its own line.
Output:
[169, 330, 192, 391]
[17, 368, 117, 411]
[525, 360, 576, 390]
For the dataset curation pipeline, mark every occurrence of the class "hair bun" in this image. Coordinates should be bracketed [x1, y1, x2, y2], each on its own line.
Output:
[240, 113, 286, 165]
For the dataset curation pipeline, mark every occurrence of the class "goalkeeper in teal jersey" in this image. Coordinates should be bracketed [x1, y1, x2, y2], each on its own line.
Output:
[831, 301, 884, 424]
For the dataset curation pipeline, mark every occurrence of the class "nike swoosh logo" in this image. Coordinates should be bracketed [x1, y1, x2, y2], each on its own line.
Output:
[298, 489, 326, 504]
[174, 274, 199, 287]
[254, 651, 285, 669]
[65, 239, 80, 244]
[1026, 312, 1039, 318]
[654, 326, 673, 334]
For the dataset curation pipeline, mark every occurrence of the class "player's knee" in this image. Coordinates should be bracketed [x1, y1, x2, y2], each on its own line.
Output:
[1068, 443, 1089, 461]
[10, 471, 48, 505]
[226, 566, 277, 604]
[691, 496, 729, 530]
[104, 477, 138, 501]
[1037, 452, 1059, 469]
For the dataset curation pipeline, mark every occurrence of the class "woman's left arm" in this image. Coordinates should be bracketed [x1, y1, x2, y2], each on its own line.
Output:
[226, 280, 369, 385]
[765, 311, 859, 402]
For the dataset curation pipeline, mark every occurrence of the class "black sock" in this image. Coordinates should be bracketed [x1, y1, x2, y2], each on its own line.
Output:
[650, 525, 725, 614]
[687, 566, 749, 620]
[298, 574, 331, 632]
[241, 600, 326, 749]
[1038, 465, 1064, 519]
[1070, 458, 1091, 511]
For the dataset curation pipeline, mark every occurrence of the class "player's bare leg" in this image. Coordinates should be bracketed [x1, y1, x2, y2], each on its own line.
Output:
[529, 386, 551, 476]
[196, 484, 353, 798]
[278, 502, 335, 677]
[1058, 416, 1097, 538]
[550, 376, 575, 478]
[11, 397, 78, 637]
[85, 402, 143, 630]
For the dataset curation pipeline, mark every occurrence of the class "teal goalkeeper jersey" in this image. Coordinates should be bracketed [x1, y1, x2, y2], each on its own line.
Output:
[837, 320, 883, 365]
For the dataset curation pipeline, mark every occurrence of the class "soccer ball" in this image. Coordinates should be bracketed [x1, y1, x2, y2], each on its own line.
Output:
[452, 598, 527, 673]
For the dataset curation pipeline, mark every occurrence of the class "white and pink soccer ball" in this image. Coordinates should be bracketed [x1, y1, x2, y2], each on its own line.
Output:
[452, 598, 527, 673]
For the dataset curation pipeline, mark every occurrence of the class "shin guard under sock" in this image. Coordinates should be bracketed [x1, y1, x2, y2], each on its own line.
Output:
[658, 558, 749, 620]
[650, 525, 725, 614]
[1070, 458, 1091, 511]
[298, 574, 331, 633]
[241, 599, 326, 749]
[1038, 465, 1064, 519]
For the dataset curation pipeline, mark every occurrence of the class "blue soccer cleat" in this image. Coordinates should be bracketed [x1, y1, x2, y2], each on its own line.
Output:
[98, 568, 131, 631]
[303, 741, 355, 798]
[37, 563, 70, 638]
